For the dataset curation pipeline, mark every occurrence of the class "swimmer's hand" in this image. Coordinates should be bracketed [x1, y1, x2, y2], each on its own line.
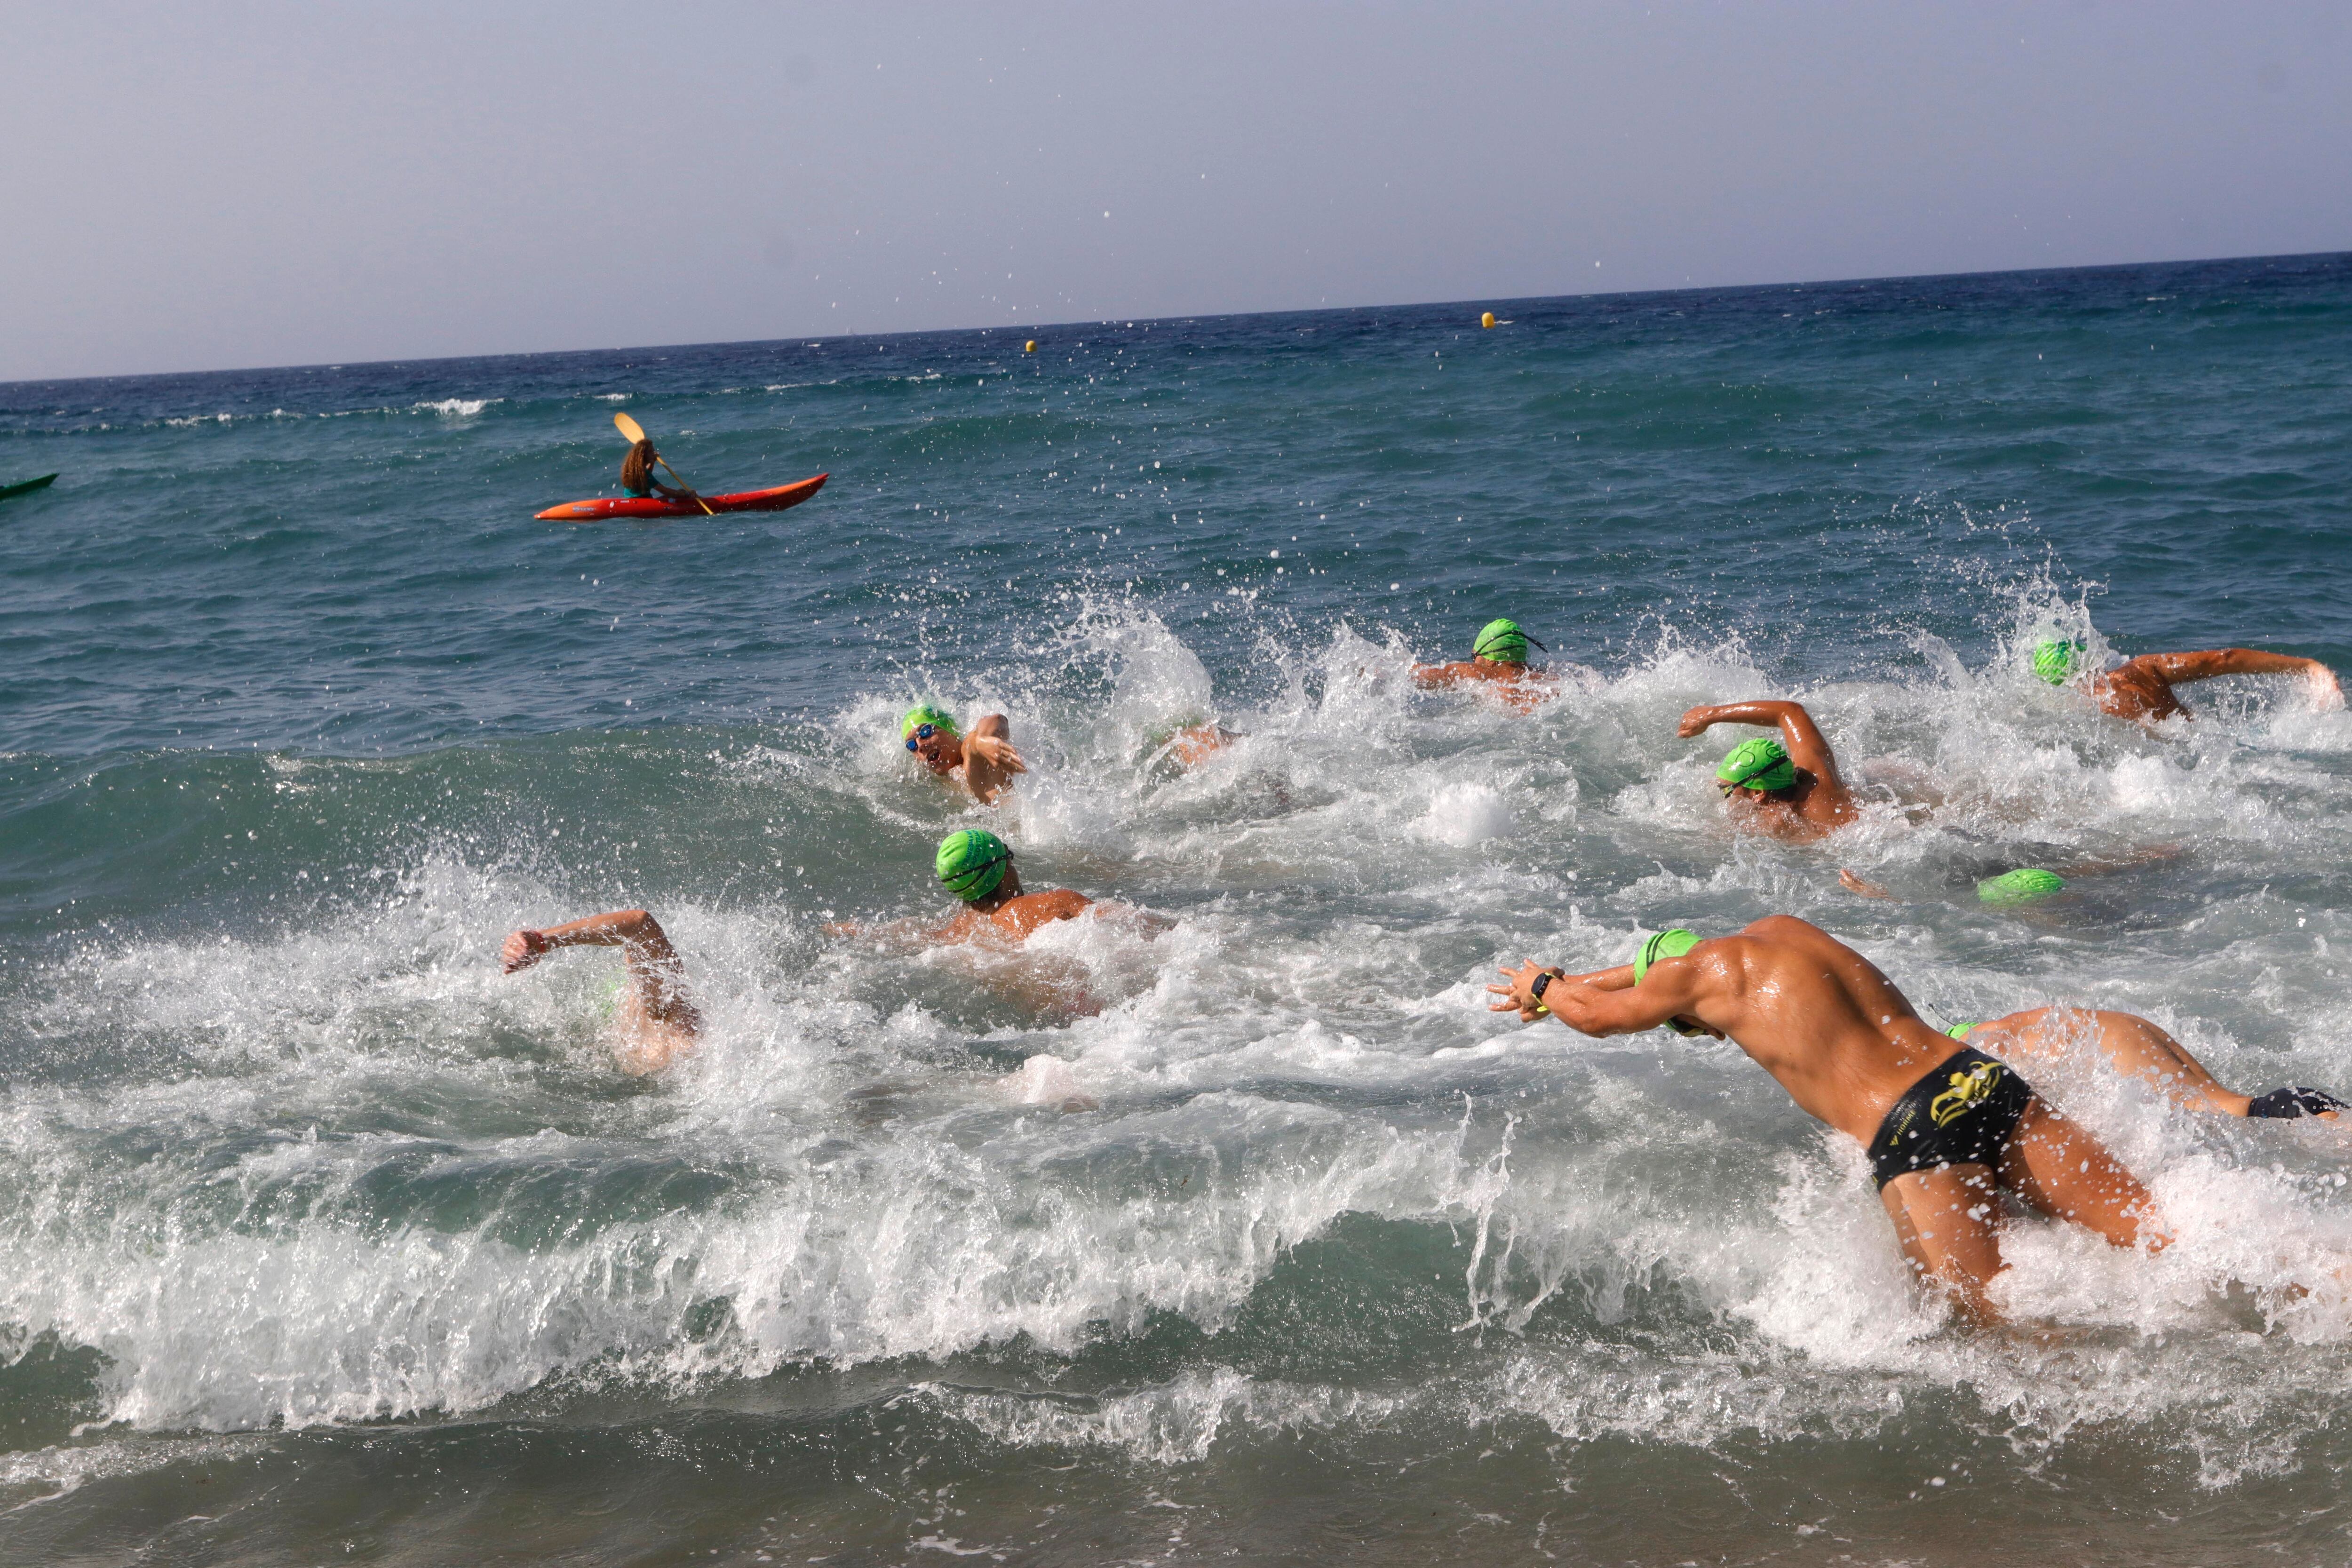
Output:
[1839, 869, 1896, 900]
[2306, 664, 2345, 710]
[966, 733, 1026, 773]
[1487, 961, 1562, 1022]
[1675, 706, 1721, 740]
[500, 929, 551, 974]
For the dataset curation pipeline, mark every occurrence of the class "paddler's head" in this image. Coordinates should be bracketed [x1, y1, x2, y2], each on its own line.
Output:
[937, 828, 1018, 905]
[903, 703, 963, 772]
[620, 439, 659, 493]
[1716, 736, 1797, 799]
[1471, 618, 1543, 669]
[1632, 927, 1718, 1038]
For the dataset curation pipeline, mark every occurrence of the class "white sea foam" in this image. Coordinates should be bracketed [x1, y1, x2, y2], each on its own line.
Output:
[3, 605, 2348, 1487]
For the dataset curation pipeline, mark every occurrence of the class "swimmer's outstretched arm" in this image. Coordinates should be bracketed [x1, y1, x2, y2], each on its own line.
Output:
[2130, 649, 2341, 702]
[501, 910, 700, 1067]
[1677, 700, 1847, 789]
[1489, 960, 1684, 1037]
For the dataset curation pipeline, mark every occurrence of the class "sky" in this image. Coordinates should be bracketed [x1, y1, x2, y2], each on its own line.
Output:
[6, 0, 2350, 382]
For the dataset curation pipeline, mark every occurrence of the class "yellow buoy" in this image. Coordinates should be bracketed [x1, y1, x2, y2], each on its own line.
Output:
[1480, 311, 1496, 330]
[1024, 340, 1036, 353]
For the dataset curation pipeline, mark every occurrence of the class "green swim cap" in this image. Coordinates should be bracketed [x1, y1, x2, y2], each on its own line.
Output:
[1716, 737, 1796, 793]
[1472, 618, 1539, 663]
[2031, 639, 2079, 686]
[1632, 928, 1701, 983]
[936, 828, 1012, 901]
[1946, 1021, 1978, 1039]
[902, 703, 961, 740]
[1979, 868, 2066, 905]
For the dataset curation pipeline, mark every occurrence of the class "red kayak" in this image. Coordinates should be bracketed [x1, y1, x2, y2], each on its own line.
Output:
[535, 473, 827, 522]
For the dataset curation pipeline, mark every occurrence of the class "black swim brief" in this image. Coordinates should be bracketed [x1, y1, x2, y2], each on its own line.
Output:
[1868, 1046, 2037, 1190]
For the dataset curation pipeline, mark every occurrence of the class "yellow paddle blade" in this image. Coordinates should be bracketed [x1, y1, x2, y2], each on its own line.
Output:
[612, 411, 647, 444]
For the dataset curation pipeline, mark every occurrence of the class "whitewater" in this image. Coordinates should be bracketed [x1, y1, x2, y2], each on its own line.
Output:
[1, 253, 2348, 1565]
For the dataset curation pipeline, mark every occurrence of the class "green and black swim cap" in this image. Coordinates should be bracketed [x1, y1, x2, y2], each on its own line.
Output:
[2031, 639, 2081, 686]
[902, 703, 961, 740]
[1716, 737, 1796, 794]
[1945, 1021, 1979, 1039]
[1978, 867, 2065, 905]
[1632, 928, 1705, 1036]
[1471, 618, 1544, 664]
[936, 829, 1013, 901]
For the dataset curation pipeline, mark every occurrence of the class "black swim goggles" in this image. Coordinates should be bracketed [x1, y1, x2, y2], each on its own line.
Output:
[1716, 758, 1783, 796]
[905, 724, 940, 752]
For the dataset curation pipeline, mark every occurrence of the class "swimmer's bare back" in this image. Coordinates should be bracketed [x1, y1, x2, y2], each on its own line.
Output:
[501, 908, 699, 1075]
[1679, 700, 1858, 839]
[2093, 649, 2341, 724]
[1411, 657, 1554, 713]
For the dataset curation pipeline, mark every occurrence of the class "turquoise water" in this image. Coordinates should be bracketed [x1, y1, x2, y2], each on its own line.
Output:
[3, 253, 2351, 1564]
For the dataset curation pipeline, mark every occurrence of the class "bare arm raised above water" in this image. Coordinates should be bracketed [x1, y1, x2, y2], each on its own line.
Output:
[501, 908, 699, 1074]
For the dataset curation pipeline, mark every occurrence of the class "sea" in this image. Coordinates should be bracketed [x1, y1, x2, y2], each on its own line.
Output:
[2, 252, 2350, 1566]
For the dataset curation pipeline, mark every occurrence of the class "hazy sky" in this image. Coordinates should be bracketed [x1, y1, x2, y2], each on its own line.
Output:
[8, 1, 2349, 382]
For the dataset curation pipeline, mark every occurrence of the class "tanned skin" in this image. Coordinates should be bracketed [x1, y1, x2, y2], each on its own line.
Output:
[1678, 700, 1859, 841]
[501, 909, 699, 1075]
[1411, 656, 1554, 713]
[911, 713, 1026, 804]
[1488, 915, 2166, 1325]
[928, 862, 1096, 943]
[1962, 1008, 2339, 1122]
[2085, 649, 2340, 724]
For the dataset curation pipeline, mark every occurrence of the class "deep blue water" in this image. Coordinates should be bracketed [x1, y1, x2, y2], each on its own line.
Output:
[2, 253, 2350, 1566]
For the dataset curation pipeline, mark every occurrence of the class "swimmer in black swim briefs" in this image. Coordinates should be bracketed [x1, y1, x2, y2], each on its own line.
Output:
[1868, 1047, 2036, 1189]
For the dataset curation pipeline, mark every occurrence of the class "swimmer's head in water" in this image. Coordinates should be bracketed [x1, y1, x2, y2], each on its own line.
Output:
[2032, 639, 2081, 686]
[1632, 928, 1706, 1036]
[1472, 618, 1543, 664]
[1979, 867, 2066, 905]
[936, 828, 1013, 901]
[1716, 737, 1796, 795]
[902, 703, 960, 743]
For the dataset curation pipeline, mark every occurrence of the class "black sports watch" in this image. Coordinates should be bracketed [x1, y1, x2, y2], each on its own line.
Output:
[1529, 971, 1555, 1005]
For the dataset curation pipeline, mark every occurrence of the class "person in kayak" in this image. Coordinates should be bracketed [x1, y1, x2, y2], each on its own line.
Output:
[620, 438, 694, 502]
[499, 909, 699, 1075]
[1679, 699, 1859, 840]
[2032, 638, 2341, 724]
[1487, 917, 2168, 1326]
[1412, 619, 1555, 711]
[903, 703, 1027, 804]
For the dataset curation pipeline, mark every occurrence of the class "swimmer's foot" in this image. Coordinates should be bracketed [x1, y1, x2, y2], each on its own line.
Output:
[2245, 1086, 2348, 1120]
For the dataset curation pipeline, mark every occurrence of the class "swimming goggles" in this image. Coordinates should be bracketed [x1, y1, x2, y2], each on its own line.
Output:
[905, 724, 939, 752]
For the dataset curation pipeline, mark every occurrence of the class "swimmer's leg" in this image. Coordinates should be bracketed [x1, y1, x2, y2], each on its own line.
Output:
[1979, 1007, 2252, 1115]
[1997, 1097, 2168, 1251]
[1879, 1164, 2010, 1326]
[501, 909, 700, 1075]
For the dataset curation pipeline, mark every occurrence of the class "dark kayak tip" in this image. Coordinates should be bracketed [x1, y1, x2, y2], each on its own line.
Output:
[0, 472, 57, 503]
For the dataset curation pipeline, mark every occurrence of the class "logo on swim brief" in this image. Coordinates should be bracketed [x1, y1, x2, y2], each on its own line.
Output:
[1928, 1060, 2004, 1128]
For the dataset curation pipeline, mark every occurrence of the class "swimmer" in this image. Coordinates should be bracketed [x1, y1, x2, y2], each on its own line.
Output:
[1139, 718, 1240, 777]
[1678, 700, 1858, 840]
[1489, 916, 2164, 1326]
[1412, 619, 1555, 712]
[927, 828, 1097, 941]
[1837, 847, 2183, 907]
[1946, 1009, 2344, 1122]
[2034, 638, 2342, 724]
[902, 703, 1026, 804]
[500, 909, 698, 1075]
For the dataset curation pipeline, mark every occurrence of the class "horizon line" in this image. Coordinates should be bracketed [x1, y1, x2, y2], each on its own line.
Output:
[11, 247, 2347, 392]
